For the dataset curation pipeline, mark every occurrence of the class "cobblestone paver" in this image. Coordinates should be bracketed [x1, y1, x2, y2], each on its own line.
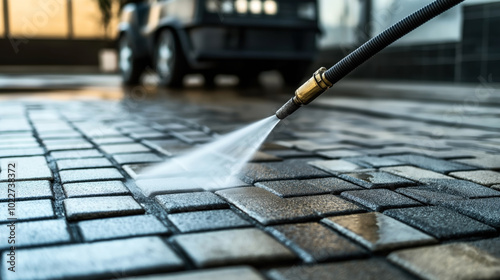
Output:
[1, 97, 498, 279]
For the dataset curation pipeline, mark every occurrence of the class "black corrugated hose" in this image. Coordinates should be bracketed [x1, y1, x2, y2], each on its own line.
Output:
[275, 0, 465, 119]
[323, 0, 465, 85]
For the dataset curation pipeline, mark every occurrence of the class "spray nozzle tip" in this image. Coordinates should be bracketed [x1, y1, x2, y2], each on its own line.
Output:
[275, 98, 301, 119]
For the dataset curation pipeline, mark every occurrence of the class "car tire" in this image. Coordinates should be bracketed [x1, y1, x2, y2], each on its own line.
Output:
[118, 34, 145, 85]
[155, 29, 187, 87]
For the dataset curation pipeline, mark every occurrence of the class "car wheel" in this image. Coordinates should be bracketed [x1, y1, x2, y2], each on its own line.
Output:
[119, 34, 144, 85]
[155, 29, 187, 87]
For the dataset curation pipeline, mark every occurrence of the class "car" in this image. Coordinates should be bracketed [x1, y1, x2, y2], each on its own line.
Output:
[118, 0, 320, 87]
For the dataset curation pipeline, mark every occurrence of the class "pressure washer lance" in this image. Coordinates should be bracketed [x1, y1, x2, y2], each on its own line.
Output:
[276, 0, 464, 120]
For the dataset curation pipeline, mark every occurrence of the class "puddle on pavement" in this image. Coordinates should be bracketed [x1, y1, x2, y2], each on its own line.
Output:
[137, 115, 280, 194]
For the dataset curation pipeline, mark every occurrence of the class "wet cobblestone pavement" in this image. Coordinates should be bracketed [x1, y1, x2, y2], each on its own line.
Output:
[0, 89, 499, 280]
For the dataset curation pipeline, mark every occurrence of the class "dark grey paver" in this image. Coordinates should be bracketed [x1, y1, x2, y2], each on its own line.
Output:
[173, 228, 295, 267]
[384, 206, 496, 239]
[306, 177, 363, 193]
[0, 219, 70, 250]
[322, 212, 436, 252]
[308, 159, 365, 174]
[78, 215, 169, 241]
[59, 168, 124, 183]
[421, 178, 500, 198]
[396, 186, 465, 204]
[440, 197, 500, 227]
[268, 222, 367, 262]
[345, 156, 403, 168]
[0, 147, 45, 158]
[0, 199, 54, 222]
[0, 157, 53, 181]
[99, 143, 150, 154]
[217, 187, 363, 225]
[386, 154, 476, 173]
[339, 171, 416, 189]
[381, 166, 452, 183]
[63, 180, 129, 197]
[168, 209, 251, 233]
[63, 196, 144, 221]
[155, 192, 228, 213]
[1, 236, 184, 280]
[50, 149, 103, 159]
[341, 189, 421, 211]
[389, 241, 500, 280]
[449, 170, 500, 186]
[56, 157, 113, 170]
[112, 152, 163, 164]
[240, 158, 330, 183]
[127, 266, 265, 280]
[268, 259, 416, 280]
[0, 181, 52, 201]
[255, 180, 329, 198]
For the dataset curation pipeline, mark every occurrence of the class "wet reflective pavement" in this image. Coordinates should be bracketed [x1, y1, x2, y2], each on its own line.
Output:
[0, 74, 500, 279]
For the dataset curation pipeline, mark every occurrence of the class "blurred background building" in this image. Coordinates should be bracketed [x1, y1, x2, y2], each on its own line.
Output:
[0, 0, 498, 83]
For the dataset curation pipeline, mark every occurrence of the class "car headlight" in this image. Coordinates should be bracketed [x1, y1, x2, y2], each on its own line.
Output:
[249, 0, 262, 14]
[263, 0, 278, 15]
[235, 0, 248, 14]
[298, 2, 316, 20]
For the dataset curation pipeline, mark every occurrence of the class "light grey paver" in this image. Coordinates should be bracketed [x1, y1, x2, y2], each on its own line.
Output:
[339, 171, 416, 189]
[112, 153, 163, 164]
[0, 199, 54, 222]
[63, 180, 129, 197]
[78, 215, 169, 241]
[59, 168, 124, 183]
[0, 181, 52, 201]
[50, 149, 103, 159]
[449, 170, 500, 186]
[1, 236, 184, 280]
[63, 196, 144, 221]
[0, 219, 70, 250]
[381, 166, 452, 183]
[155, 192, 228, 213]
[56, 157, 113, 170]
[173, 228, 296, 267]
[0, 157, 53, 181]
[100, 143, 150, 154]
[308, 159, 364, 174]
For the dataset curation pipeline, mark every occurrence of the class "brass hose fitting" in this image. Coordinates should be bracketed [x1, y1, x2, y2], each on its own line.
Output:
[276, 67, 333, 119]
